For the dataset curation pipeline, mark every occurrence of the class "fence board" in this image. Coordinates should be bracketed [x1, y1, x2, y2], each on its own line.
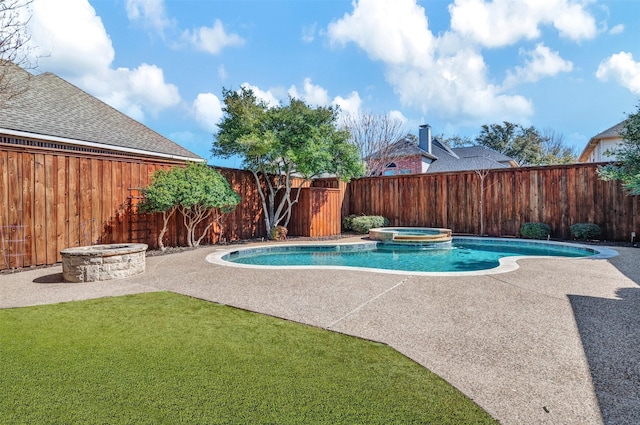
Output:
[45, 154, 56, 264]
[34, 153, 46, 265]
[7, 152, 21, 268]
[0, 151, 7, 269]
[56, 156, 67, 262]
[21, 152, 33, 267]
[67, 157, 79, 248]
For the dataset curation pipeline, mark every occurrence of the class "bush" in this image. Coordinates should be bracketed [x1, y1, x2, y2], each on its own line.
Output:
[351, 215, 389, 234]
[520, 222, 550, 240]
[570, 223, 601, 241]
[342, 214, 359, 232]
[270, 225, 288, 241]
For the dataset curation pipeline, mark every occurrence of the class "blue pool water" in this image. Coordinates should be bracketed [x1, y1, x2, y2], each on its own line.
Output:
[223, 238, 598, 273]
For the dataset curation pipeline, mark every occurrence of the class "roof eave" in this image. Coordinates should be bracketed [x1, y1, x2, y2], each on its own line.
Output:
[0, 128, 205, 163]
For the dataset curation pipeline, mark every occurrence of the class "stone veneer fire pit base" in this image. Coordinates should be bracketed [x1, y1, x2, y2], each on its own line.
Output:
[61, 244, 148, 283]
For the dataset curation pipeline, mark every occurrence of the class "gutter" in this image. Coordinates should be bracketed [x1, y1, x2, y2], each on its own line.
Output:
[0, 128, 205, 163]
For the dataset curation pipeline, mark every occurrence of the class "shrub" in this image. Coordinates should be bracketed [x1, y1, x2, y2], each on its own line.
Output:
[342, 214, 359, 232]
[351, 215, 389, 234]
[570, 223, 601, 241]
[520, 222, 550, 240]
[270, 225, 288, 241]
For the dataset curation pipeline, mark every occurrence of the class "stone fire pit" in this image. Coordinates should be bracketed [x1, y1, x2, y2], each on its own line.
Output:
[61, 243, 148, 283]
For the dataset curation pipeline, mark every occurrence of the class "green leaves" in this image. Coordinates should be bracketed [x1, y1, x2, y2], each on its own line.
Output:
[139, 163, 241, 246]
[597, 104, 640, 195]
[141, 163, 240, 213]
[474, 122, 576, 166]
[213, 87, 364, 180]
[213, 87, 365, 234]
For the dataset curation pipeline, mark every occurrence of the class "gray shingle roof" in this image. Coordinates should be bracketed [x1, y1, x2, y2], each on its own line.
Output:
[578, 120, 626, 162]
[591, 120, 626, 140]
[427, 143, 511, 172]
[367, 138, 437, 160]
[0, 64, 201, 160]
[369, 137, 515, 173]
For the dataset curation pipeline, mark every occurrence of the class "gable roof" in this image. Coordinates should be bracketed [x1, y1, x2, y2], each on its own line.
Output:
[0, 63, 202, 161]
[369, 137, 516, 173]
[427, 143, 513, 172]
[578, 120, 626, 162]
[367, 138, 437, 160]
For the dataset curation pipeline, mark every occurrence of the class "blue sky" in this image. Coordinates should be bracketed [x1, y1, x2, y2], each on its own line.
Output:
[23, 0, 640, 168]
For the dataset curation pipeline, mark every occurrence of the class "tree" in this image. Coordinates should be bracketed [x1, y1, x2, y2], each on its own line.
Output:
[1, 0, 34, 108]
[139, 163, 241, 249]
[342, 112, 408, 176]
[440, 134, 473, 148]
[474, 122, 576, 166]
[598, 104, 640, 195]
[475, 122, 542, 166]
[213, 87, 365, 237]
[540, 129, 577, 165]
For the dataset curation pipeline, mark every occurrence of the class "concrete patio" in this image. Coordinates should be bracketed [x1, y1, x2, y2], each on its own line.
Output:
[1, 241, 638, 425]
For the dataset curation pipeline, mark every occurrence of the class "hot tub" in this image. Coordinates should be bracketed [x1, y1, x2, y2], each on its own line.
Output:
[369, 227, 452, 245]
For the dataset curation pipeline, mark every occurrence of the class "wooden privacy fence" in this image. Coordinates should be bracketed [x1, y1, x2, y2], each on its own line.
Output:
[287, 187, 342, 237]
[0, 148, 266, 270]
[1, 145, 638, 271]
[343, 163, 639, 241]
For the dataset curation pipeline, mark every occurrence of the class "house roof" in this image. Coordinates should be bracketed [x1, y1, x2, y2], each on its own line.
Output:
[578, 120, 626, 162]
[369, 136, 516, 173]
[366, 138, 437, 160]
[0, 63, 202, 161]
[427, 143, 513, 172]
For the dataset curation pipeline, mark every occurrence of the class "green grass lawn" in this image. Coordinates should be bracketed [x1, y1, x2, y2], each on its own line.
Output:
[1, 292, 497, 424]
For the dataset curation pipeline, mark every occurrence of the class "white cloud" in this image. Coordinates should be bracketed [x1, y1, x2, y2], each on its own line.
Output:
[120, 64, 180, 111]
[217, 64, 228, 80]
[302, 23, 317, 43]
[288, 78, 362, 116]
[503, 44, 573, 88]
[609, 24, 624, 35]
[240, 83, 280, 107]
[182, 19, 244, 55]
[26, 0, 181, 121]
[332, 91, 362, 117]
[327, 0, 533, 124]
[389, 110, 408, 125]
[27, 0, 114, 78]
[329, 0, 434, 66]
[288, 78, 330, 106]
[449, 0, 597, 48]
[125, 0, 173, 34]
[596, 52, 640, 96]
[192, 93, 223, 132]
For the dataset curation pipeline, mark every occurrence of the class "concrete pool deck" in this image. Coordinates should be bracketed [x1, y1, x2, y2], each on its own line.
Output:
[1, 238, 639, 425]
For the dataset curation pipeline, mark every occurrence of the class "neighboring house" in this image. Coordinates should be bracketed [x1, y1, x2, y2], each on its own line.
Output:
[0, 62, 202, 162]
[578, 120, 625, 163]
[368, 124, 517, 175]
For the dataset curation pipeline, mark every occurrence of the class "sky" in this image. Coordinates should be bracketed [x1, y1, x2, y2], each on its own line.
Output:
[20, 0, 640, 168]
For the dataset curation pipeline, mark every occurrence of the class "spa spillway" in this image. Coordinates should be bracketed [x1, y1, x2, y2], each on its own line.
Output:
[369, 227, 452, 245]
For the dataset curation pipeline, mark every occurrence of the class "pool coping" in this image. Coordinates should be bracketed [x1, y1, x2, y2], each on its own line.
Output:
[205, 237, 619, 277]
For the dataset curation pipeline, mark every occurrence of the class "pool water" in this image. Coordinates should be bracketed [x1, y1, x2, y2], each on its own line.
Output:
[223, 238, 598, 273]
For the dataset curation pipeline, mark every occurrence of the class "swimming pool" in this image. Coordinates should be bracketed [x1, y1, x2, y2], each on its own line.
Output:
[207, 237, 618, 276]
